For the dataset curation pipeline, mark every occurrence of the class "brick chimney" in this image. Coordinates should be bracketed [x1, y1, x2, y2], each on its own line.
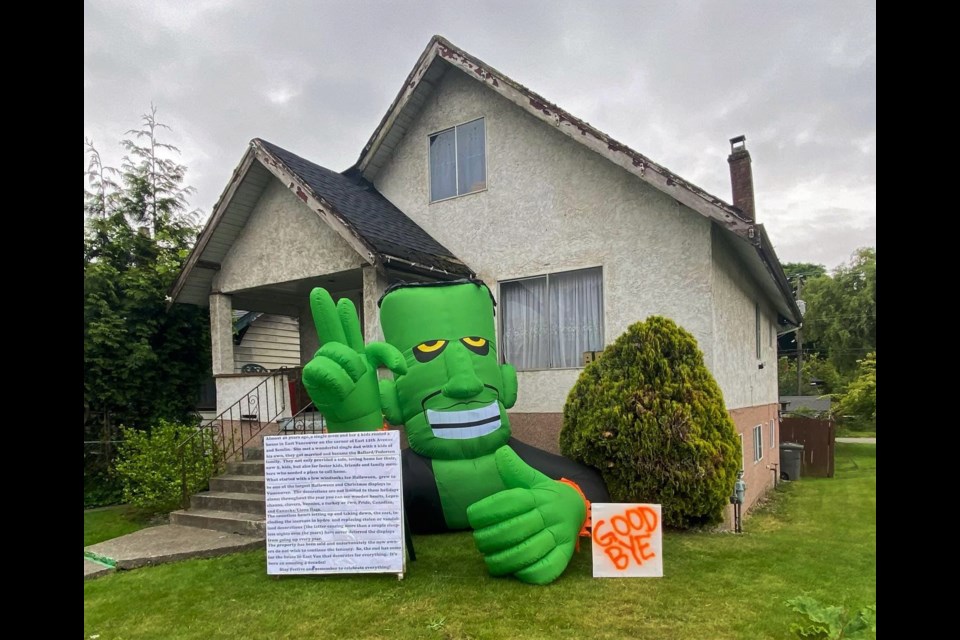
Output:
[727, 135, 755, 222]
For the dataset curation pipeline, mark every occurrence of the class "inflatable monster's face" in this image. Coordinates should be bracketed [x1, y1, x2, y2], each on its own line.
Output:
[379, 281, 512, 460]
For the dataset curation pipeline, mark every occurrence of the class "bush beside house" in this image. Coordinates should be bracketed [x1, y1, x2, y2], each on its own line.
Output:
[115, 421, 217, 514]
[560, 316, 741, 528]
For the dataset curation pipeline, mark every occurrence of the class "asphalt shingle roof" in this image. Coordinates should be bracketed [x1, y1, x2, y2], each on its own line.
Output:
[256, 139, 471, 276]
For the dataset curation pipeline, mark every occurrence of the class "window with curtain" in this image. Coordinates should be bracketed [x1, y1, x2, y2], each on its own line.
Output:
[500, 267, 603, 370]
[429, 118, 486, 202]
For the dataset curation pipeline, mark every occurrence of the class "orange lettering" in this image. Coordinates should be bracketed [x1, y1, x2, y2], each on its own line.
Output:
[604, 545, 630, 570]
[630, 533, 655, 563]
[594, 507, 660, 571]
[611, 514, 630, 536]
[592, 519, 618, 547]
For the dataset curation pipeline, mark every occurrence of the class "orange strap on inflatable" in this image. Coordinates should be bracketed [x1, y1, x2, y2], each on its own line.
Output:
[558, 478, 592, 551]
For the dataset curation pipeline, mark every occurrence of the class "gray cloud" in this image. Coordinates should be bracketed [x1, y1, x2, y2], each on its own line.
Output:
[84, 0, 875, 269]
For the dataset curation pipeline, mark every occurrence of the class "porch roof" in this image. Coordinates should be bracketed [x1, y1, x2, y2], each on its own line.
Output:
[169, 139, 473, 307]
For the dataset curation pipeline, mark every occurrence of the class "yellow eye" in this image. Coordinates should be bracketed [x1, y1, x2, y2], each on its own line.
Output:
[414, 340, 448, 363]
[460, 337, 490, 355]
[416, 340, 448, 353]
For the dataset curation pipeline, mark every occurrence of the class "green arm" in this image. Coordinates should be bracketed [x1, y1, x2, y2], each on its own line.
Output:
[302, 288, 406, 431]
[466, 446, 586, 585]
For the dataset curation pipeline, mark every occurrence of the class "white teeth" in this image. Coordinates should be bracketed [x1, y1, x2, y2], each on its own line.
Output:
[427, 401, 501, 439]
[431, 420, 501, 440]
[426, 402, 499, 425]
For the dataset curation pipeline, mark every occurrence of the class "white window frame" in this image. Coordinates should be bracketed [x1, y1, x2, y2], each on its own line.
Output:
[739, 433, 745, 469]
[427, 117, 487, 203]
[753, 424, 763, 463]
[769, 418, 776, 449]
[497, 266, 604, 371]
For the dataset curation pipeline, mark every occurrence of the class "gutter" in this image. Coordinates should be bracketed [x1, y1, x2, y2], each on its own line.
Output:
[754, 224, 803, 326]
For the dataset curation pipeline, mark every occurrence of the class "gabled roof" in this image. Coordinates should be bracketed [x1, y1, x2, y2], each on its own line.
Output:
[256, 139, 470, 276]
[170, 138, 471, 306]
[353, 35, 801, 325]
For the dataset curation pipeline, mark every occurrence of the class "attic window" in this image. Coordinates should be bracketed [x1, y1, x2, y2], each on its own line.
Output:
[429, 118, 486, 202]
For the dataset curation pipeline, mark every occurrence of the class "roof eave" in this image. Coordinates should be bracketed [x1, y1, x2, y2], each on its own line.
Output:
[355, 35, 753, 237]
[753, 224, 803, 326]
[168, 145, 259, 308]
[382, 253, 473, 280]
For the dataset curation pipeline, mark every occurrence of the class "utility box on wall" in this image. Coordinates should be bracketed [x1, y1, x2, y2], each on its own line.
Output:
[582, 351, 602, 366]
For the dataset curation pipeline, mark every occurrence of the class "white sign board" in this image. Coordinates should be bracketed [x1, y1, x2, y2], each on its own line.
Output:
[591, 503, 663, 578]
[263, 431, 404, 576]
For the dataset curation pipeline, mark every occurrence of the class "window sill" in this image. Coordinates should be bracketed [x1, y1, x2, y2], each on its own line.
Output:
[429, 186, 488, 204]
[511, 366, 587, 373]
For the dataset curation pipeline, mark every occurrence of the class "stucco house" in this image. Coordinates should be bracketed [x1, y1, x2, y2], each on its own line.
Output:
[170, 35, 801, 517]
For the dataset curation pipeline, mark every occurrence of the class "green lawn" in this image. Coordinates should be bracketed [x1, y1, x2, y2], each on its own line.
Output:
[837, 427, 877, 439]
[84, 506, 152, 547]
[84, 443, 876, 639]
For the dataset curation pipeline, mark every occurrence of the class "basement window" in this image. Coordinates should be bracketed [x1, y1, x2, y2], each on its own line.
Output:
[429, 118, 486, 202]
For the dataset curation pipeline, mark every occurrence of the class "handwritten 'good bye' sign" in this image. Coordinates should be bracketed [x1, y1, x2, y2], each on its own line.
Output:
[591, 503, 663, 578]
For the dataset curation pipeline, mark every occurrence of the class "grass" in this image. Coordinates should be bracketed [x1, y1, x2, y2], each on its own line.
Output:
[836, 427, 877, 439]
[84, 443, 876, 639]
[84, 505, 152, 547]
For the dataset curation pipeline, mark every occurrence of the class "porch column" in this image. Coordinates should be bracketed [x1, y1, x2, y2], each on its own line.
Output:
[362, 266, 388, 343]
[209, 292, 234, 375]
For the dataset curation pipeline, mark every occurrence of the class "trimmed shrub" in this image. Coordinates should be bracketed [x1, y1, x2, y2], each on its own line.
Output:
[114, 420, 217, 514]
[560, 316, 740, 528]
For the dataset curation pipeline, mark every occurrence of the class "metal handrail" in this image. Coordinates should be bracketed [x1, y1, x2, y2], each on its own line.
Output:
[176, 367, 297, 508]
[277, 401, 326, 435]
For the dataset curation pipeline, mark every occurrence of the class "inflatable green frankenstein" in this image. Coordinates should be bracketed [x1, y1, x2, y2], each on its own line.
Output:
[303, 279, 608, 585]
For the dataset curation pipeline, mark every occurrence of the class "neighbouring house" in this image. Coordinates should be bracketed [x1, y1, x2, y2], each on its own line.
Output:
[780, 395, 832, 416]
[170, 35, 802, 522]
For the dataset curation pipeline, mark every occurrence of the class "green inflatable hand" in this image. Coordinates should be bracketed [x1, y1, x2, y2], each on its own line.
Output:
[466, 446, 587, 585]
[302, 288, 406, 432]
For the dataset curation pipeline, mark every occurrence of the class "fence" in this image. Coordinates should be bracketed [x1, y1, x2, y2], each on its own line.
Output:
[780, 415, 835, 478]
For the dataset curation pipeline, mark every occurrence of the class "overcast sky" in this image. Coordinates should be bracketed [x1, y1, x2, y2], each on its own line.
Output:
[84, 0, 875, 270]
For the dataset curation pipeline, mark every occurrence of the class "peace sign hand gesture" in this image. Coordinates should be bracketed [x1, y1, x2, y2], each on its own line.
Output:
[302, 288, 406, 432]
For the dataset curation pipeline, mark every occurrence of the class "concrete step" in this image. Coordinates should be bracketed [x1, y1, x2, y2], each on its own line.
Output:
[169, 509, 265, 537]
[209, 474, 264, 494]
[191, 491, 265, 515]
[84, 556, 115, 580]
[84, 524, 264, 573]
[243, 447, 264, 460]
[226, 459, 265, 476]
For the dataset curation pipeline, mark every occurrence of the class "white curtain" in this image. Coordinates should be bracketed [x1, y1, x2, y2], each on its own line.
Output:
[501, 277, 549, 369]
[549, 268, 604, 367]
[456, 119, 486, 194]
[430, 129, 457, 201]
[502, 268, 603, 370]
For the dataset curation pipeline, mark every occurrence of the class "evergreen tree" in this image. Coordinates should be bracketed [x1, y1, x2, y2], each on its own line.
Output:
[560, 317, 740, 529]
[84, 108, 209, 440]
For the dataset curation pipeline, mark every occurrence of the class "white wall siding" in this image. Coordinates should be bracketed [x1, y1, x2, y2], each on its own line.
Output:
[234, 314, 302, 372]
[710, 228, 779, 409]
[215, 373, 293, 419]
[374, 68, 714, 413]
[216, 178, 364, 293]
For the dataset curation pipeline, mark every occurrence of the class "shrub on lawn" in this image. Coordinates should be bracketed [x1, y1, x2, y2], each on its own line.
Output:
[560, 316, 740, 528]
[114, 420, 216, 514]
